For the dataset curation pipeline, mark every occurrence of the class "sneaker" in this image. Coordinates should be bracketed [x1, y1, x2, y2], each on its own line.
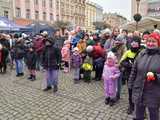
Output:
[43, 86, 52, 91]
[53, 85, 58, 93]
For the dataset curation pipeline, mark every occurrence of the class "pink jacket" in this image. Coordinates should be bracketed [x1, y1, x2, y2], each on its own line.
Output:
[61, 45, 70, 62]
[102, 63, 120, 81]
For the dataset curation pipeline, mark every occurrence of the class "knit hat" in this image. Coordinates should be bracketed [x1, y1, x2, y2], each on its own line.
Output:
[107, 51, 116, 59]
[73, 47, 79, 52]
[148, 32, 160, 47]
[143, 34, 149, 40]
[132, 36, 141, 45]
[64, 40, 70, 45]
[101, 28, 112, 35]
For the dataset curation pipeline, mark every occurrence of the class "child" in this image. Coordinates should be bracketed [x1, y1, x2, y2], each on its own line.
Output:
[61, 40, 71, 73]
[102, 51, 120, 106]
[71, 47, 82, 84]
[26, 46, 37, 81]
[82, 54, 93, 83]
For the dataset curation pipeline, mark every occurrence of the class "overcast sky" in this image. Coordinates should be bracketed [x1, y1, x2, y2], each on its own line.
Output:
[90, 0, 131, 20]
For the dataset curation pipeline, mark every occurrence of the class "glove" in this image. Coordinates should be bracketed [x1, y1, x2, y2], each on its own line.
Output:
[146, 72, 156, 82]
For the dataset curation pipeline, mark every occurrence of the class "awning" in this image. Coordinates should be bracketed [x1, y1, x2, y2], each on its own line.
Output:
[121, 17, 160, 32]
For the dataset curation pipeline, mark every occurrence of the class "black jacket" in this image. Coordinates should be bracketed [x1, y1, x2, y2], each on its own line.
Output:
[26, 51, 37, 69]
[42, 45, 61, 70]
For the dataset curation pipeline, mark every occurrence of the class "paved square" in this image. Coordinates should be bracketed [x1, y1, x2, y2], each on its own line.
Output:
[0, 70, 135, 120]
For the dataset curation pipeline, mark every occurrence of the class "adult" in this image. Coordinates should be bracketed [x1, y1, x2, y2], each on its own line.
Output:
[128, 32, 160, 120]
[33, 34, 45, 70]
[92, 42, 105, 81]
[120, 36, 141, 114]
[101, 28, 112, 49]
[42, 37, 61, 92]
[53, 29, 65, 50]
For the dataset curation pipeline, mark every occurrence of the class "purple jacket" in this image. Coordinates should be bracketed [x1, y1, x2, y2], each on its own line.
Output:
[102, 64, 120, 80]
[71, 53, 82, 68]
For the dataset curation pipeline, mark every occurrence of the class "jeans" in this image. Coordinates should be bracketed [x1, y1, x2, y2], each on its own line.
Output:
[15, 59, 24, 74]
[45, 69, 58, 87]
[74, 68, 80, 80]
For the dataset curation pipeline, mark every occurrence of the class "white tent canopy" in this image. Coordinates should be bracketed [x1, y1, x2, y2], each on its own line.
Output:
[121, 17, 160, 32]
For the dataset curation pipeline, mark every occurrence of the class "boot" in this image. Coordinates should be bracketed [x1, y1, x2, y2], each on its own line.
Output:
[109, 99, 115, 106]
[127, 104, 134, 114]
[16, 73, 21, 77]
[43, 86, 52, 91]
[27, 75, 32, 80]
[31, 75, 36, 81]
[53, 85, 58, 93]
[105, 97, 110, 105]
[19, 73, 24, 76]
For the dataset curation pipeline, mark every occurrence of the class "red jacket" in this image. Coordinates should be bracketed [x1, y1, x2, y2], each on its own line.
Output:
[33, 38, 45, 54]
[92, 44, 105, 59]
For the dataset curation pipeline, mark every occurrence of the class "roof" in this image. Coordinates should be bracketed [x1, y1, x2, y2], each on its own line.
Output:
[121, 17, 160, 32]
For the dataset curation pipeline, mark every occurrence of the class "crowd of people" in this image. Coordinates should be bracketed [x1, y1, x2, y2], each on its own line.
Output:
[0, 26, 160, 120]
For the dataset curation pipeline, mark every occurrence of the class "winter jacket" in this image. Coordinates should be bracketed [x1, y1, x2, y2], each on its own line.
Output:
[42, 45, 61, 70]
[33, 38, 45, 54]
[92, 44, 105, 59]
[102, 63, 120, 81]
[71, 53, 82, 68]
[26, 51, 37, 69]
[14, 42, 25, 59]
[128, 49, 160, 107]
[86, 39, 95, 46]
[53, 36, 65, 49]
[76, 40, 87, 54]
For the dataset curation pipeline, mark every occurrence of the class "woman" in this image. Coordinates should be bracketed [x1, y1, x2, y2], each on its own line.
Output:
[128, 32, 160, 120]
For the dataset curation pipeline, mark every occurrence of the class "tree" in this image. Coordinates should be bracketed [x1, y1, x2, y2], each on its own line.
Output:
[93, 21, 111, 30]
[52, 21, 71, 35]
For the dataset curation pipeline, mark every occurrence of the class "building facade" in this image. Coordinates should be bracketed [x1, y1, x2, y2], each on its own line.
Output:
[103, 13, 127, 28]
[55, 0, 86, 28]
[0, 0, 11, 19]
[131, 0, 160, 19]
[85, 1, 97, 32]
[95, 4, 103, 22]
[12, 0, 57, 25]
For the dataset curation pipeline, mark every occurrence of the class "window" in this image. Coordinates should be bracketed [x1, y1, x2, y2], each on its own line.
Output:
[50, 13, 53, 21]
[35, 11, 39, 19]
[50, 0, 53, 8]
[16, 8, 21, 18]
[26, 9, 31, 19]
[4, 11, 9, 18]
[42, 0, 46, 7]
[43, 12, 46, 20]
[34, 0, 38, 5]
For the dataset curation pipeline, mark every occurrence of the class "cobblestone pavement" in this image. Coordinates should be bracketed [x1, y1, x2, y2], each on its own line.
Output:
[0, 69, 135, 120]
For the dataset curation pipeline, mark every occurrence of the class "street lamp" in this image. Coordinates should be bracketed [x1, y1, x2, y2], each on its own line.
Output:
[133, 0, 142, 30]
